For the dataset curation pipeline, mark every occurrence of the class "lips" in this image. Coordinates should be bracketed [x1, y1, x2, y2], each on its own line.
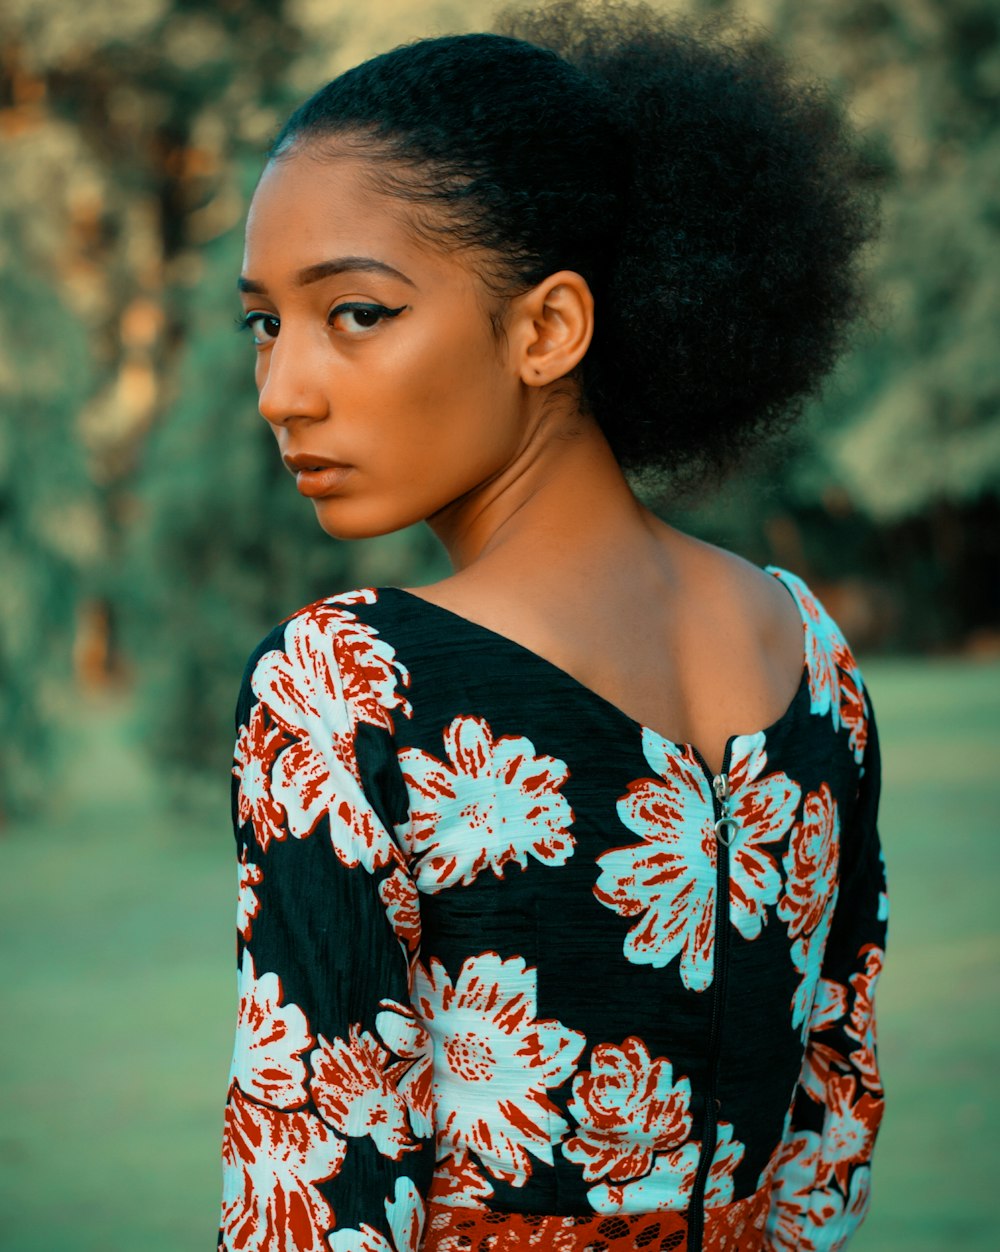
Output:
[282, 452, 350, 473]
[282, 452, 354, 499]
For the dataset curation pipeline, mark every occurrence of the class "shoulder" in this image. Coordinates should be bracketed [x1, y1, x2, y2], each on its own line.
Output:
[675, 535, 807, 675]
[686, 536, 873, 758]
[762, 564, 864, 675]
[761, 562, 873, 765]
[236, 587, 414, 733]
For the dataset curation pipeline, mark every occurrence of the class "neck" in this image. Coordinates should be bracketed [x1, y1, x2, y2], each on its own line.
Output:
[426, 408, 658, 578]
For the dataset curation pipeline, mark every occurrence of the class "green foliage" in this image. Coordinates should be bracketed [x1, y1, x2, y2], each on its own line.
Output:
[0, 220, 99, 820]
[761, 0, 1000, 519]
[1, 0, 998, 813]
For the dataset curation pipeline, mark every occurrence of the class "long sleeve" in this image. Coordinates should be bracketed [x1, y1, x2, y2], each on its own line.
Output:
[218, 600, 433, 1252]
[765, 693, 888, 1251]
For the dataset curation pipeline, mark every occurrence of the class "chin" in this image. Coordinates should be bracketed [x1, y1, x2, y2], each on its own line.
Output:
[311, 497, 421, 542]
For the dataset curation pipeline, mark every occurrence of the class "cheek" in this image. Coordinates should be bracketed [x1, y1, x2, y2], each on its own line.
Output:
[371, 321, 515, 463]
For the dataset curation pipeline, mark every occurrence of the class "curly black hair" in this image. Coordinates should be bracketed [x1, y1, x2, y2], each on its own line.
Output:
[270, 0, 879, 483]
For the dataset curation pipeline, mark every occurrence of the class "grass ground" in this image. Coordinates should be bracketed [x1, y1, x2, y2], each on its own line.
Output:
[1, 657, 998, 1249]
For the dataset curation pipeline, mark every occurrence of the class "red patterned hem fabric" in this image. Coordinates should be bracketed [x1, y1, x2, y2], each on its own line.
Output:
[422, 1183, 770, 1252]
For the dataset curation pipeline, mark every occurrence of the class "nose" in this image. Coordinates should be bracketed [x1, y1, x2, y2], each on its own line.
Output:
[256, 332, 329, 428]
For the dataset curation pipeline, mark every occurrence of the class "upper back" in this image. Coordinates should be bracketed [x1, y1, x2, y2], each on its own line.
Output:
[400, 527, 809, 777]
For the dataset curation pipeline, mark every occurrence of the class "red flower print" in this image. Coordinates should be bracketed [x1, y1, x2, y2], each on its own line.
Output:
[427, 1149, 495, 1208]
[230, 952, 312, 1109]
[378, 867, 421, 955]
[237, 846, 263, 942]
[846, 945, 884, 1093]
[727, 736, 802, 941]
[310, 1025, 422, 1160]
[819, 1073, 882, 1193]
[763, 1130, 820, 1251]
[407, 953, 584, 1186]
[598, 741, 716, 988]
[835, 646, 868, 765]
[589, 1120, 744, 1213]
[703, 1183, 770, 1250]
[234, 704, 291, 852]
[597, 731, 798, 990]
[396, 715, 575, 893]
[220, 1084, 344, 1252]
[311, 590, 412, 732]
[799, 1040, 843, 1106]
[811, 976, 849, 1032]
[250, 609, 410, 872]
[765, 1128, 872, 1251]
[798, 977, 849, 1103]
[563, 1037, 693, 1183]
[776, 571, 869, 765]
[778, 785, 839, 940]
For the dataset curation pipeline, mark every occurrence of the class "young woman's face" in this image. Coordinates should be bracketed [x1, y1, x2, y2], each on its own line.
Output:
[239, 148, 531, 540]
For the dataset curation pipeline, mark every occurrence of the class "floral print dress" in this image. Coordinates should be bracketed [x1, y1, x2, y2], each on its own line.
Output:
[219, 565, 887, 1252]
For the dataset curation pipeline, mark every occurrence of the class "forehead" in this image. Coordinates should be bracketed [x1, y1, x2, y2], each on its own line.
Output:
[243, 149, 467, 291]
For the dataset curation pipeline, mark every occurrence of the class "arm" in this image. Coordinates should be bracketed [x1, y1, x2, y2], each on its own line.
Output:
[765, 696, 888, 1251]
[218, 604, 432, 1252]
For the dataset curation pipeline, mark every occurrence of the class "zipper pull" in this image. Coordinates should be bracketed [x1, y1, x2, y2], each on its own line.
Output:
[712, 772, 739, 848]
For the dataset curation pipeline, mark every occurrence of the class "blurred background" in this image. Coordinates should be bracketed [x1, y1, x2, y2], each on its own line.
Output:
[0, 0, 998, 1247]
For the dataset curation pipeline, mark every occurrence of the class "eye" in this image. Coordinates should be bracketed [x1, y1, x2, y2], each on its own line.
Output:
[330, 302, 407, 336]
[240, 311, 280, 345]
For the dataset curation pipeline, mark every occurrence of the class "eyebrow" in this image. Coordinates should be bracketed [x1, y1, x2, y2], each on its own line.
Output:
[237, 256, 416, 294]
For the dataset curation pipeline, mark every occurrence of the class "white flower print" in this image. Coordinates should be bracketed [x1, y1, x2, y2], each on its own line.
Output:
[400, 953, 584, 1186]
[778, 784, 839, 940]
[820, 1072, 882, 1194]
[780, 783, 842, 1033]
[233, 702, 291, 853]
[789, 900, 839, 1035]
[726, 735, 802, 941]
[765, 1130, 872, 1252]
[237, 845, 263, 941]
[378, 867, 421, 956]
[588, 1120, 744, 1214]
[374, 1000, 434, 1138]
[312, 590, 413, 731]
[310, 1026, 422, 1161]
[427, 1149, 495, 1209]
[846, 944, 885, 1093]
[771, 568, 868, 764]
[222, 1084, 344, 1252]
[396, 715, 575, 893]
[230, 950, 312, 1109]
[562, 1037, 693, 1183]
[327, 1176, 425, 1252]
[596, 731, 799, 990]
[250, 606, 410, 872]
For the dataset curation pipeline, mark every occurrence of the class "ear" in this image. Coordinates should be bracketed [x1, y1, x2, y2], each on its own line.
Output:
[509, 270, 594, 387]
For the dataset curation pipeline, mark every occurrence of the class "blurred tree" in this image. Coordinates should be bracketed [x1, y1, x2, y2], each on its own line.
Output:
[0, 0, 452, 808]
[673, 0, 1000, 648]
[1, 0, 997, 816]
[0, 219, 99, 819]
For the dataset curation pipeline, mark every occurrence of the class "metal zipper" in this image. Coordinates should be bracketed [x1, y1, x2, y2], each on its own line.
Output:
[686, 746, 736, 1251]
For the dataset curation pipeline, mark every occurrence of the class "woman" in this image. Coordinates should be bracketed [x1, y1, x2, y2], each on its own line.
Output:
[220, 4, 887, 1249]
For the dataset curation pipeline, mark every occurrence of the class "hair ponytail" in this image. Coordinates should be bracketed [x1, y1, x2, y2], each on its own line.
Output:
[271, 0, 879, 482]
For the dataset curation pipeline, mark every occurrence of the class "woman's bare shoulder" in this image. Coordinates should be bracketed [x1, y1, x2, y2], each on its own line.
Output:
[664, 528, 805, 663]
